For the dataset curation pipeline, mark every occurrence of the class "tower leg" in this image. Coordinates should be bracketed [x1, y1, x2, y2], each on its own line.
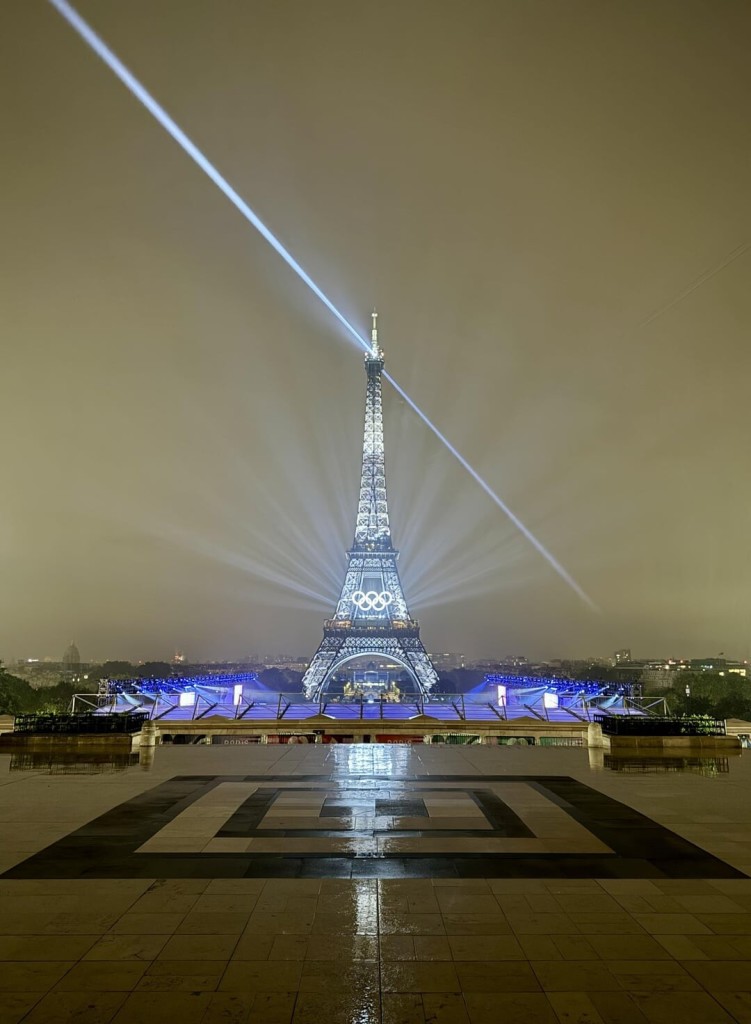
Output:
[302, 633, 437, 701]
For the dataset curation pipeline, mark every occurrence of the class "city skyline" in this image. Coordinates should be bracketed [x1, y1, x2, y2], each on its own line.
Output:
[2, 1, 750, 663]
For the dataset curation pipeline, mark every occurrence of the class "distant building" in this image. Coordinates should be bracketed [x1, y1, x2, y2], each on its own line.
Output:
[614, 649, 632, 665]
[62, 642, 81, 673]
[688, 657, 747, 678]
[430, 652, 465, 671]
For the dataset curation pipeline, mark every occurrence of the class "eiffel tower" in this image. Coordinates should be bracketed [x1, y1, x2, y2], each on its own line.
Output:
[301, 312, 439, 699]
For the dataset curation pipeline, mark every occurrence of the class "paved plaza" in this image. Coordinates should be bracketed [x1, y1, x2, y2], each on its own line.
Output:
[1, 743, 750, 1023]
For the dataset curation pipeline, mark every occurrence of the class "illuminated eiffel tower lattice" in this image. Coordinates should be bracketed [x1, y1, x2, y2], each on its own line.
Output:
[301, 312, 439, 699]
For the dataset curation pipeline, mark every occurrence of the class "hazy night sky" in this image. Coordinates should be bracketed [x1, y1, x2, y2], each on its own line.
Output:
[1, 1, 750, 664]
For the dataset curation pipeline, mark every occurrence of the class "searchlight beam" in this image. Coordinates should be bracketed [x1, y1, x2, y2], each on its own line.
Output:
[48, 0, 596, 610]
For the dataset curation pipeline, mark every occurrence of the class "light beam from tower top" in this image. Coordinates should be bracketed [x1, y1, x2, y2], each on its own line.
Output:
[47, 0, 598, 612]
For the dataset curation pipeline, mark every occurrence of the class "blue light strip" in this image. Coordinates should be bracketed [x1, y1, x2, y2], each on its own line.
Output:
[48, 0, 596, 610]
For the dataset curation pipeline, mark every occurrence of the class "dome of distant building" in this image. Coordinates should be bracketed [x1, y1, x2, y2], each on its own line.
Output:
[62, 642, 81, 669]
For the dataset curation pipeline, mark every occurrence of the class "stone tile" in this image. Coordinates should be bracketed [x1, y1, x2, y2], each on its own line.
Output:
[112, 990, 213, 1023]
[532, 960, 618, 992]
[448, 935, 525, 960]
[0, 992, 44, 1024]
[420, 993, 472, 1023]
[698, 914, 751, 934]
[128, 893, 199, 915]
[412, 936, 452, 960]
[176, 912, 250, 935]
[0, 895, 136, 917]
[40, 914, 124, 935]
[317, 890, 379, 913]
[382, 993, 425, 1024]
[0, 935, 98, 961]
[682, 961, 751, 991]
[550, 895, 622, 914]
[595, 882, 663, 897]
[319, 878, 377, 895]
[256, 894, 322, 916]
[269, 934, 309, 960]
[442, 914, 511, 936]
[382, 880, 438, 898]
[435, 894, 494, 914]
[608, 960, 702, 992]
[219, 960, 303, 992]
[55, 961, 148, 992]
[135, 959, 225, 992]
[711, 992, 751, 1023]
[629, 991, 734, 1023]
[725, 936, 751, 956]
[487, 880, 550, 895]
[381, 961, 462, 993]
[673, 895, 747, 914]
[588, 991, 650, 1024]
[310, 909, 378, 934]
[546, 991, 606, 1023]
[262, 880, 322, 896]
[586, 936, 673, 961]
[652, 881, 719, 895]
[158, 933, 240, 960]
[569, 914, 645, 935]
[0, 962, 74, 993]
[190, 894, 259, 914]
[464, 992, 557, 1023]
[199, 992, 254, 1024]
[109, 913, 185, 934]
[382, 912, 446, 935]
[710, 881, 751, 896]
[381, 935, 416, 961]
[495, 895, 541, 913]
[83, 934, 169, 961]
[292, 990, 380, 1024]
[455, 960, 540, 992]
[246, 911, 314, 935]
[247, 992, 297, 1024]
[631, 914, 710, 935]
[304, 933, 378, 960]
[298, 959, 378, 993]
[204, 879, 266, 895]
[652, 934, 709, 960]
[543, 883, 606, 895]
[550, 935, 601, 961]
[22, 991, 127, 1024]
[518, 936, 563, 960]
[506, 914, 579, 935]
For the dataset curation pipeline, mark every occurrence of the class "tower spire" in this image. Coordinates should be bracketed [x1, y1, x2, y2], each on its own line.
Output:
[300, 310, 439, 700]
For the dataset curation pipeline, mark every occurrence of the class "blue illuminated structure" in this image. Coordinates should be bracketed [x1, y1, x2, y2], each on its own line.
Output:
[47, 0, 595, 611]
[484, 674, 624, 696]
[80, 666, 656, 722]
[103, 671, 261, 698]
[301, 314, 439, 698]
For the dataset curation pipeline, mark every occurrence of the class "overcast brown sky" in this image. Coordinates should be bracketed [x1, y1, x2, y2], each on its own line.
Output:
[1, 0, 750, 664]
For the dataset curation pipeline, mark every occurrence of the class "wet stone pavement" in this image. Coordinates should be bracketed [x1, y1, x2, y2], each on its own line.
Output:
[0, 743, 750, 1023]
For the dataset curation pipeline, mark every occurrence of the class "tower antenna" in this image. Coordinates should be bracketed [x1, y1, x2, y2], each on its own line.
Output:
[370, 308, 380, 356]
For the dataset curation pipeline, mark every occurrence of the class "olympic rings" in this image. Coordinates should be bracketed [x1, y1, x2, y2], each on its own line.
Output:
[352, 590, 393, 612]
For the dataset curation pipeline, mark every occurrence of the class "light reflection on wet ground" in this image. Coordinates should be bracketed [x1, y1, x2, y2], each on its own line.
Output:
[0, 743, 749, 1021]
[603, 755, 736, 776]
[2, 742, 744, 783]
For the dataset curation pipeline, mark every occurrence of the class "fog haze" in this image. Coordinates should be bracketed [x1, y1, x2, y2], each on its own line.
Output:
[1, 1, 750, 662]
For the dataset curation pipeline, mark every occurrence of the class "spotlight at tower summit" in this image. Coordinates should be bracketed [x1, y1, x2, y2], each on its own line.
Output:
[48, 0, 596, 610]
